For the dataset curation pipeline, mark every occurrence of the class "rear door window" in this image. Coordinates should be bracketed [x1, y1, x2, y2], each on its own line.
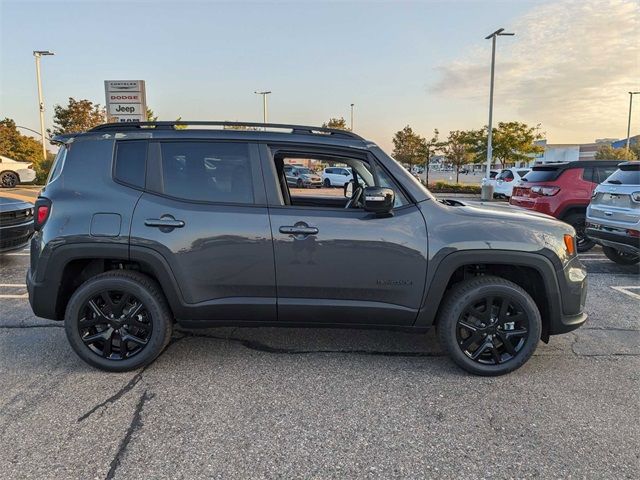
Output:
[114, 141, 147, 188]
[581, 167, 595, 183]
[595, 166, 619, 184]
[157, 141, 254, 204]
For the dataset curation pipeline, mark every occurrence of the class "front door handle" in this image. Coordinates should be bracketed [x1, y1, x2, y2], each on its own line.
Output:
[279, 225, 319, 236]
[145, 216, 185, 228]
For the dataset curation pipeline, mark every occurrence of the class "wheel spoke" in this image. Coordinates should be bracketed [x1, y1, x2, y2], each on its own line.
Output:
[458, 319, 478, 332]
[490, 344, 502, 364]
[102, 332, 114, 357]
[82, 331, 107, 344]
[114, 293, 132, 316]
[121, 332, 148, 346]
[505, 328, 528, 338]
[79, 316, 105, 328]
[125, 302, 144, 320]
[497, 332, 517, 356]
[470, 337, 492, 360]
[87, 300, 104, 319]
[465, 305, 489, 322]
[119, 333, 128, 358]
[100, 292, 116, 311]
[499, 312, 525, 325]
[497, 298, 510, 322]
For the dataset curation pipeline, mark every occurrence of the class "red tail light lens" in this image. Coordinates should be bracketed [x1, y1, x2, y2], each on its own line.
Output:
[33, 198, 51, 231]
[505, 178, 513, 182]
[628, 229, 640, 238]
[531, 186, 560, 196]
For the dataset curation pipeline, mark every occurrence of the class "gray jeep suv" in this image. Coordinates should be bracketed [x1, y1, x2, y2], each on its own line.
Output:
[27, 121, 588, 376]
[586, 161, 640, 265]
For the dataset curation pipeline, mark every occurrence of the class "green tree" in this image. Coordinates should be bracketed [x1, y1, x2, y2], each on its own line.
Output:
[444, 130, 474, 183]
[630, 142, 640, 160]
[392, 125, 427, 169]
[464, 122, 544, 167]
[0, 118, 53, 182]
[422, 129, 447, 185]
[322, 117, 349, 130]
[49, 98, 105, 135]
[594, 144, 637, 161]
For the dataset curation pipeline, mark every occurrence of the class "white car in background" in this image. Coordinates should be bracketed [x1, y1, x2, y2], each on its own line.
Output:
[322, 166, 353, 187]
[481, 169, 502, 189]
[494, 167, 531, 198]
[0, 155, 36, 188]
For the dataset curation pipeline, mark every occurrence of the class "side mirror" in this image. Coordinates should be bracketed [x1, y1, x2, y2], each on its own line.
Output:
[363, 186, 394, 215]
[344, 181, 354, 198]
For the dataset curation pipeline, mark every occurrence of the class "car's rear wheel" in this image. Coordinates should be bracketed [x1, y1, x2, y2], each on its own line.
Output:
[64, 271, 173, 372]
[1, 171, 19, 188]
[565, 213, 595, 252]
[602, 246, 640, 265]
[296, 178, 304, 188]
[323, 178, 331, 187]
[437, 276, 541, 376]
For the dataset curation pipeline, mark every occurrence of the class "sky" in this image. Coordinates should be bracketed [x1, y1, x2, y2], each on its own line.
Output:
[1, 0, 638, 151]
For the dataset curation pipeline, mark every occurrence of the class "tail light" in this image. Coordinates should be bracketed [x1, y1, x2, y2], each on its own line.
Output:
[28, 164, 34, 170]
[505, 178, 513, 182]
[33, 198, 51, 231]
[628, 229, 640, 238]
[531, 186, 560, 196]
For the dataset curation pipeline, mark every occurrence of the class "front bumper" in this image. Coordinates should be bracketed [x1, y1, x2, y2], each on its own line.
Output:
[0, 220, 34, 253]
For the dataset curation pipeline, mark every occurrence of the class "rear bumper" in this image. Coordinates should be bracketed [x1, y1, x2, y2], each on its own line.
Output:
[586, 227, 640, 254]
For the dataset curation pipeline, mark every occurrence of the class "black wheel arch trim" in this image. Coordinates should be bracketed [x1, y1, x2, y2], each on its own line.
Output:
[414, 249, 567, 340]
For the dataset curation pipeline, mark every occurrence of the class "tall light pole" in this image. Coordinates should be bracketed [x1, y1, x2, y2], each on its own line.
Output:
[481, 29, 514, 201]
[33, 50, 55, 160]
[254, 91, 271, 126]
[626, 91, 639, 152]
[350, 103, 354, 131]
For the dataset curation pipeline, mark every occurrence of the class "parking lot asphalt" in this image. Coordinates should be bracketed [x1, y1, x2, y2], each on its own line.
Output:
[1, 244, 638, 479]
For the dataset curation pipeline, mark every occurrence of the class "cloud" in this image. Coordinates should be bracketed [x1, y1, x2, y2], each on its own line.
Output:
[431, 0, 640, 139]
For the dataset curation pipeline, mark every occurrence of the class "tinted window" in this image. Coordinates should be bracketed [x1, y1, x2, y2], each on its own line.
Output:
[522, 169, 561, 182]
[581, 168, 594, 182]
[159, 142, 253, 204]
[497, 170, 514, 180]
[604, 167, 640, 185]
[595, 167, 618, 183]
[517, 170, 530, 177]
[47, 145, 67, 184]
[114, 141, 147, 188]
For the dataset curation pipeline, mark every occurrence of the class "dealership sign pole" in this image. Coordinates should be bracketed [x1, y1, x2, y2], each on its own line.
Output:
[104, 80, 147, 123]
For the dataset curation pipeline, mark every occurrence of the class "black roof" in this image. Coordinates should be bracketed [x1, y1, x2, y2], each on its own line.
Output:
[532, 160, 622, 170]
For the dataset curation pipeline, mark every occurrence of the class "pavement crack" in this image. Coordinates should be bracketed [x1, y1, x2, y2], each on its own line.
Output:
[77, 370, 146, 422]
[583, 327, 640, 333]
[105, 390, 153, 480]
[174, 329, 444, 357]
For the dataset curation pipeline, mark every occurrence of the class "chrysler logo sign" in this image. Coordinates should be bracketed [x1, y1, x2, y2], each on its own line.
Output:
[104, 80, 147, 123]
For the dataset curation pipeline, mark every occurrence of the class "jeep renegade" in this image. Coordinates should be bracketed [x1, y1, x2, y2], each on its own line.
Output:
[27, 121, 588, 376]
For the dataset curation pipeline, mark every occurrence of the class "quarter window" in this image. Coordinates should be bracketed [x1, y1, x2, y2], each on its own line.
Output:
[114, 141, 147, 188]
[159, 142, 254, 204]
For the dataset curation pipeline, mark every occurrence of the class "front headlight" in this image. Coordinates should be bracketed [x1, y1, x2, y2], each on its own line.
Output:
[631, 191, 640, 202]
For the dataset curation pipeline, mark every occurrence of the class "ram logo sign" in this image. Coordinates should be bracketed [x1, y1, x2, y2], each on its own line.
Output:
[104, 80, 147, 123]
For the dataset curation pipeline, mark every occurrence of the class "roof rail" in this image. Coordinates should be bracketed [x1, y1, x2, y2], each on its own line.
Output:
[89, 121, 364, 140]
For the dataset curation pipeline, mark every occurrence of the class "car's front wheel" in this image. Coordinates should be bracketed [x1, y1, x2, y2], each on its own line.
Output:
[602, 246, 640, 265]
[1, 171, 19, 188]
[64, 271, 173, 372]
[323, 178, 331, 187]
[437, 276, 541, 376]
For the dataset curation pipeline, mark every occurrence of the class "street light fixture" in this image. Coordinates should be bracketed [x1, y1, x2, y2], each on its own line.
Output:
[254, 91, 271, 126]
[481, 29, 514, 201]
[350, 103, 354, 131]
[33, 50, 55, 160]
[626, 91, 639, 152]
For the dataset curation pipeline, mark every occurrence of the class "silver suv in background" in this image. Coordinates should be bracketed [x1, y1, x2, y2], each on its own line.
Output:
[586, 161, 640, 265]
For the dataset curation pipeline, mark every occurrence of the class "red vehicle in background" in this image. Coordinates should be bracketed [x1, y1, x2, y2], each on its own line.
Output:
[510, 161, 619, 251]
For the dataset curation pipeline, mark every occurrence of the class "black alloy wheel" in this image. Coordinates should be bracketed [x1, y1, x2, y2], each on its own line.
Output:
[323, 178, 331, 187]
[65, 271, 173, 371]
[296, 178, 304, 188]
[1, 172, 18, 188]
[78, 290, 152, 360]
[437, 276, 541, 376]
[456, 296, 529, 365]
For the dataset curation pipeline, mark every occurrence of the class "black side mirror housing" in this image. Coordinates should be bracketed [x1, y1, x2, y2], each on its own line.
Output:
[363, 186, 394, 215]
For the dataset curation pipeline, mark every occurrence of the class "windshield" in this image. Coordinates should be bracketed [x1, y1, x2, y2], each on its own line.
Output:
[297, 168, 314, 175]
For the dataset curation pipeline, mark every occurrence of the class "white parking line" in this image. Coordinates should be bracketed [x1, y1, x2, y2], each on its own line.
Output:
[0, 284, 28, 299]
[5, 253, 29, 256]
[579, 258, 610, 262]
[610, 286, 640, 300]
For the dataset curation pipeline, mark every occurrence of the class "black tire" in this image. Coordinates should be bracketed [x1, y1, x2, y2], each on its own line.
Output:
[323, 178, 331, 187]
[602, 246, 640, 265]
[437, 276, 542, 376]
[1, 171, 18, 188]
[64, 271, 173, 372]
[296, 178, 304, 188]
[564, 213, 594, 252]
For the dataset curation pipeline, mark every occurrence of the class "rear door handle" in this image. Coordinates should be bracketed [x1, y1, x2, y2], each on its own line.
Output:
[145, 217, 185, 228]
[279, 225, 319, 236]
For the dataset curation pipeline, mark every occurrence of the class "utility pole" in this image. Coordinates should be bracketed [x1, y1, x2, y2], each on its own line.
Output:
[626, 91, 639, 152]
[481, 29, 514, 201]
[254, 91, 271, 127]
[350, 103, 354, 131]
[33, 50, 55, 160]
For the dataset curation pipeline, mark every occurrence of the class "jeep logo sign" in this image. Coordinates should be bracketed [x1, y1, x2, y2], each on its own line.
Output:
[104, 80, 147, 123]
